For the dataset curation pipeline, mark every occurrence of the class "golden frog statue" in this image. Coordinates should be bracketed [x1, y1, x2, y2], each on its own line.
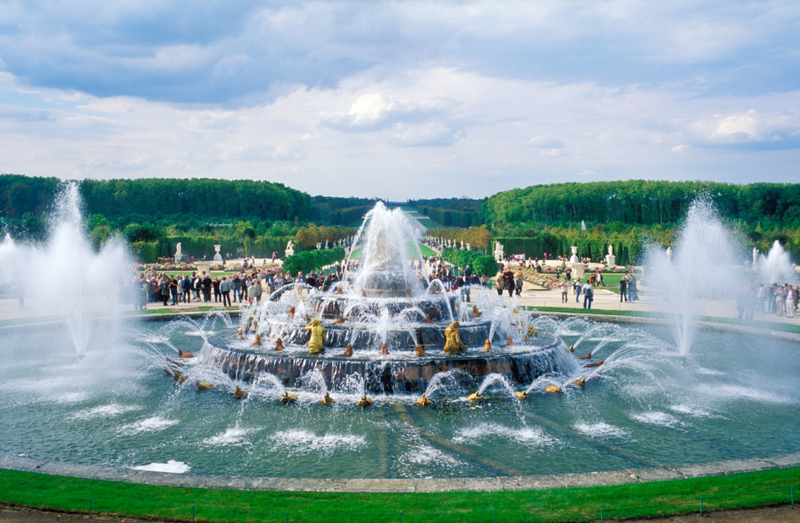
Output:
[305, 319, 326, 354]
[443, 321, 466, 355]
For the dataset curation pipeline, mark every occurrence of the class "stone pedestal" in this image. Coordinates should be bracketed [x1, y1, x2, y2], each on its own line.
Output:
[605, 254, 616, 268]
[569, 262, 587, 280]
[196, 262, 212, 276]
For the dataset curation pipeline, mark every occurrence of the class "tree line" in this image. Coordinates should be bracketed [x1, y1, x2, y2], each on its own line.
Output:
[480, 180, 800, 228]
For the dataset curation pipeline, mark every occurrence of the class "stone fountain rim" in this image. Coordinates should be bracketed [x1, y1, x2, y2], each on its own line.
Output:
[1, 311, 799, 492]
[1, 452, 798, 493]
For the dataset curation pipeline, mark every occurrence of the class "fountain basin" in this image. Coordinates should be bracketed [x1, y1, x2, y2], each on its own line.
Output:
[204, 330, 568, 393]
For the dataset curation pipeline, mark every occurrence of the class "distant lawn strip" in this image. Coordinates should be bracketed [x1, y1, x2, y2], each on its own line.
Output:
[0, 467, 798, 523]
[523, 306, 800, 335]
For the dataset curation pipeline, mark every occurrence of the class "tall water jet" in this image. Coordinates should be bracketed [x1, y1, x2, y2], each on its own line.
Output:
[758, 241, 797, 284]
[0, 182, 134, 356]
[645, 197, 741, 359]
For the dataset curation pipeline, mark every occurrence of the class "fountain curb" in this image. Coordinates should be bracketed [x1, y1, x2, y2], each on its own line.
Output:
[2, 453, 799, 493]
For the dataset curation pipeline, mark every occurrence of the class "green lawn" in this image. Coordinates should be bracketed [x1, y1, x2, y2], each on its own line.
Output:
[0, 467, 797, 523]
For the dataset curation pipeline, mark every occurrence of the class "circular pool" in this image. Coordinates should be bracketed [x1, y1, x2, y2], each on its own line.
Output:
[1, 314, 798, 479]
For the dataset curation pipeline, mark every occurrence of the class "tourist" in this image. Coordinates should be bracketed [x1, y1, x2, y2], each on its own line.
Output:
[495, 272, 504, 296]
[220, 277, 232, 307]
[159, 275, 170, 306]
[574, 278, 583, 303]
[596, 271, 605, 287]
[583, 281, 594, 309]
[561, 277, 569, 303]
[180, 275, 190, 303]
[775, 285, 785, 316]
[629, 275, 638, 302]
[202, 272, 212, 302]
[503, 268, 515, 298]
[514, 269, 523, 296]
[619, 275, 628, 303]
[213, 277, 221, 302]
[232, 274, 242, 302]
[480, 272, 489, 287]
[193, 273, 202, 301]
[786, 284, 794, 318]
[795, 285, 800, 314]
[170, 275, 179, 305]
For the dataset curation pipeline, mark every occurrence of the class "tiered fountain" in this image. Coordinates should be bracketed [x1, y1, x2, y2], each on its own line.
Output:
[203, 203, 571, 394]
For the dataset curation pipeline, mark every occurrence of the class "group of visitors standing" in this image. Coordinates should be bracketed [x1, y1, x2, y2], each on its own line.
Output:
[743, 282, 800, 319]
[495, 268, 523, 298]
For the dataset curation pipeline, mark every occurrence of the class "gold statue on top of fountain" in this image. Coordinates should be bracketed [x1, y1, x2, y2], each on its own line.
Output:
[305, 319, 326, 354]
[443, 321, 466, 355]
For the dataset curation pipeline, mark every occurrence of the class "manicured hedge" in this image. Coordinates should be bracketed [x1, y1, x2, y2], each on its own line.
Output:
[282, 247, 346, 275]
[440, 248, 498, 276]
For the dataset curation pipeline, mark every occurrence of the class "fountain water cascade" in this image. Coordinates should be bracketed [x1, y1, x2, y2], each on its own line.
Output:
[202, 203, 574, 394]
[0, 183, 132, 356]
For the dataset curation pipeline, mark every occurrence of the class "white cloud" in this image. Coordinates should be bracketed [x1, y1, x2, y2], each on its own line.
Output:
[690, 109, 800, 145]
[578, 169, 598, 176]
[527, 135, 564, 148]
[323, 93, 459, 131]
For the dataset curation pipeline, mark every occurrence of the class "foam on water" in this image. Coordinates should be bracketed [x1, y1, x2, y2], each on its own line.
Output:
[573, 421, 630, 439]
[453, 423, 556, 448]
[72, 404, 139, 420]
[630, 411, 681, 428]
[268, 429, 366, 454]
[132, 460, 190, 474]
[203, 427, 253, 446]
[669, 404, 712, 417]
[407, 445, 462, 467]
[119, 416, 180, 435]
[696, 384, 792, 405]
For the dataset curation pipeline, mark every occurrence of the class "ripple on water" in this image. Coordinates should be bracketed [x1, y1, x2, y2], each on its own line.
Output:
[669, 404, 711, 417]
[407, 445, 461, 467]
[72, 403, 139, 420]
[118, 416, 179, 435]
[630, 411, 681, 428]
[696, 384, 792, 405]
[453, 423, 556, 449]
[573, 421, 630, 439]
[268, 429, 366, 455]
[132, 460, 190, 473]
[202, 427, 252, 446]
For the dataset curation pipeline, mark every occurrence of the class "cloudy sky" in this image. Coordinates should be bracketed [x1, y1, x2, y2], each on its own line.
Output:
[0, 1, 798, 199]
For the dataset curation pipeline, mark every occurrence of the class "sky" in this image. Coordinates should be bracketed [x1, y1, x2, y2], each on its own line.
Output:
[0, 1, 799, 200]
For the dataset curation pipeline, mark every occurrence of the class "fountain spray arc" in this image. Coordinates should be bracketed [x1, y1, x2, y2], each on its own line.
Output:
[645, 197, 742, 359]
[0, 182, 133, 356]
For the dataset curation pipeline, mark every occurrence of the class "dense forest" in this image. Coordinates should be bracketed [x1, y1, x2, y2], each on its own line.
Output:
[479, 181, 800, 262]
[480, 180, 800, 228]
[0, 175, 362, 261]
[3, 175, 800, 264]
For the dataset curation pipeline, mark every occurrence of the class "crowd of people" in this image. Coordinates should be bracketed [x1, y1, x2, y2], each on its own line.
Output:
[131, 266, 349, 310]
[738, 282, 799, 319]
